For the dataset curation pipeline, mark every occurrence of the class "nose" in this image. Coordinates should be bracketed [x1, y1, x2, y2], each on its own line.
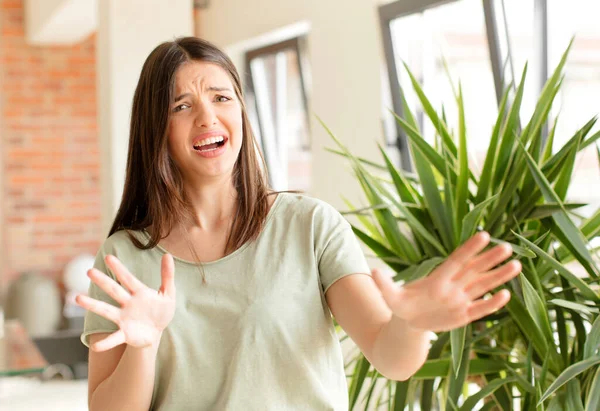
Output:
[194, 101, 217, 128]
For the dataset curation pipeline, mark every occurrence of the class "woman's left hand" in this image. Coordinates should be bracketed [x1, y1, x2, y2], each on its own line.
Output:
[371, 231, 521, 333]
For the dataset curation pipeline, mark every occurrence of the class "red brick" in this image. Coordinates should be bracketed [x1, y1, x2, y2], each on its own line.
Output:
[1, 54, 24, 63]
[67, 56, 95, 65]
[7, 189, 25, 197]
[34, 215, 65, 223]
[73, 241, 101, 249]
[71, 110, 97, 118]
[8, 149, 45, 158]
[30, 163, 63, 171]
[7, 216, 26, 224]
[52, 228, 82, 236]
[9, 175, 45, 184]
[5, 163, 27, 171]
[3, 107, 24, 117]
[35, 190, 64, 196]
[72, 163, 99, 171]
[1, 27, 24, 36]
[0, 0, 102, 288]
[2, 1, 24, 10]
[13, 201, 47, 210]
[51, 177, 83, 184]
[31, 136, 65, 145]
[70, 215, 100, 223]
[69, 84, 96, 92]
[33, 242, 67, 250]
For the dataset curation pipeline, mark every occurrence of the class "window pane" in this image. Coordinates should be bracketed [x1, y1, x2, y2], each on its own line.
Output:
[388, 0, 497, 172]
[548, 0, 600, 214]
[495, 0, 538, 119]
[248, 46, 311, 192]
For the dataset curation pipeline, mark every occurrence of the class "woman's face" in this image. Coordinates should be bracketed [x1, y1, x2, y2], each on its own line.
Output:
[167, 61, 243, 184]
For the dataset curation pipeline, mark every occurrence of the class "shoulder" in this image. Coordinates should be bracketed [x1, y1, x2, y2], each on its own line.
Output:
[275, 192, 343, 219]
[274, 193, 348, 229]
[93, 229, 153, 276]
[98, 229, 150, 256]
[275, 192, 341, 215]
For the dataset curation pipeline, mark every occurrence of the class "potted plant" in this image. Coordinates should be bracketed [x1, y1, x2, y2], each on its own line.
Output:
[325, 42, 600, 410]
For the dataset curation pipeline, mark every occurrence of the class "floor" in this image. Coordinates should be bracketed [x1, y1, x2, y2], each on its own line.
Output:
[0, 377, 88, 410]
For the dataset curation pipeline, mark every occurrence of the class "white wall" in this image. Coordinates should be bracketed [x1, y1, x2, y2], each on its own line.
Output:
[0, 9, 4, 290]
[197, 0, 387, 209]
[25, 0, 97, 45]
[97, 0, 194, 236]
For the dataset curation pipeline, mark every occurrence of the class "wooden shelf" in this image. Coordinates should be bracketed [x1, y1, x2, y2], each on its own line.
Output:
[0, 320, 48, 377]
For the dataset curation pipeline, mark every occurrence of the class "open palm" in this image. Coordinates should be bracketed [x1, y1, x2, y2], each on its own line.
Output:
[76, 254, 176, 352]
[372, 232, 521, 332]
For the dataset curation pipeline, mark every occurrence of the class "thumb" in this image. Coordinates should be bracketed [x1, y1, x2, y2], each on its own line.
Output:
[159, 254, 176, 298]
[371, 268, 398, 307]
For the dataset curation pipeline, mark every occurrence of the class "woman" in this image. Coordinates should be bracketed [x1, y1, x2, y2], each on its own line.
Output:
[77, 37, 521, 411]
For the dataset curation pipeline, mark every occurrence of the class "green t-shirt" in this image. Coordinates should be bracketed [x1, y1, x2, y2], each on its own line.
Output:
[81, 193, 371, 410]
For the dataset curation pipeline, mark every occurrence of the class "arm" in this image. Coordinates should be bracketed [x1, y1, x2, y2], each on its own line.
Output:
[326, 274, 430, 380]
[77, 254, 176, 410]
[87, 333, 160, 411]
[326, 232, 521, 381]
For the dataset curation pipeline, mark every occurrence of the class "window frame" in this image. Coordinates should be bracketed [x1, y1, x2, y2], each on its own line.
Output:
[244, 36, 311, 190]
[379, 0, 549, 169]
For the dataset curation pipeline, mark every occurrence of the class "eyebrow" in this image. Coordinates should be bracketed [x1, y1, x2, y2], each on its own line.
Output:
[173, 87, 233, 103]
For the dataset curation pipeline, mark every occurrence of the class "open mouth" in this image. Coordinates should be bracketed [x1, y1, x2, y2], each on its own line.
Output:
[193, 135, 227, 152]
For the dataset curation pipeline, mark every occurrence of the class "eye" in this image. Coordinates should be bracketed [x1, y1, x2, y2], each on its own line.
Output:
[215, 95, 232, 103]
[172, 103, 190, 113]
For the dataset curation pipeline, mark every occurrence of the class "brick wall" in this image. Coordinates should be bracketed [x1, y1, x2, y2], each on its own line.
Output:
[0, 0, 101, 288]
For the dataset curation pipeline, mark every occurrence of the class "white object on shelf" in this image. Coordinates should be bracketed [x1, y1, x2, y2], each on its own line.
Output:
[63, 291, 87, 319]
[63, 254, 94, 295]
[0, 378, 88, 410]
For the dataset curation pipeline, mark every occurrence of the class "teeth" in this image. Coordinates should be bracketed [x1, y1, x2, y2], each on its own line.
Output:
[193, 135, 224, 148]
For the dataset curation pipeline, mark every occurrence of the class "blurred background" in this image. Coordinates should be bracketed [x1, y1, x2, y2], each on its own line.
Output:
[0, 0, 599, 409]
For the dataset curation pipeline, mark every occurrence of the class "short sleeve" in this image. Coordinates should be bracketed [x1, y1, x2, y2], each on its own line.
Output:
[314, 202, 371, 293]
[80, 241, 120, 348]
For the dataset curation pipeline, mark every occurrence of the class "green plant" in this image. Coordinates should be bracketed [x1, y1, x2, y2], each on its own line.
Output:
[326, 41, 600, 410]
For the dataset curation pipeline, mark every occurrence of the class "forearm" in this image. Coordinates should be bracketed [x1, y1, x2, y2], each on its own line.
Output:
[90, 339, 160, 411]
[370, 315, 431, 381]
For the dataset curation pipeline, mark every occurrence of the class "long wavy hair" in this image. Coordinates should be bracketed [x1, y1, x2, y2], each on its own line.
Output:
[109, 37, 272, 260]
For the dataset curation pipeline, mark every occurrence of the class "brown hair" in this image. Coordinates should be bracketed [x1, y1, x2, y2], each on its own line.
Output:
[108, 37, 272, 259]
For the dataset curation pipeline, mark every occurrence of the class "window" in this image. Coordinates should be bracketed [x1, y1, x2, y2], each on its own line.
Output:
[493, 0, 540, 119]
[548, 0, 600, 214]
[245, 37, 311, 192]
[381, 0, 600, 214]
[380, 0, 497, 172]
[496, 0, 600, 213]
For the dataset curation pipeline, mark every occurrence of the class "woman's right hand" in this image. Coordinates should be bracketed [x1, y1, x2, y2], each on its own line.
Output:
[76, 254, 177, 352]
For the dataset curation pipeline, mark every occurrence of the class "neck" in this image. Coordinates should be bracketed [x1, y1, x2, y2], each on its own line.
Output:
[181, 173, 238, 232]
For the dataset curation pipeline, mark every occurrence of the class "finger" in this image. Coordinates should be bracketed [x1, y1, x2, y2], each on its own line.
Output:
[371, 269, 398, 307]
[91, 330, 126, 352]
[464, 260, 521, 300]
[159, 254, 176, 298]
[455, 243, 514, 283]
[88, 268, 131, 305]
[75, 294, 121, 324]
[467, 289, 511, 321]
[435, 231, 491, 279]
[105, 255, 145, 294]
